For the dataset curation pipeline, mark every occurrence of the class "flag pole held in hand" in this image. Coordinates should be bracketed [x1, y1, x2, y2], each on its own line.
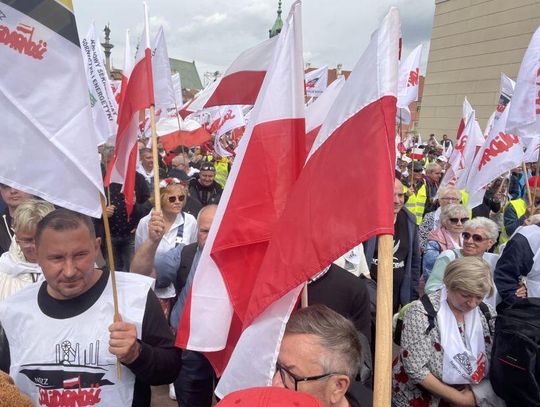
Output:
[99, 194, 122, 379]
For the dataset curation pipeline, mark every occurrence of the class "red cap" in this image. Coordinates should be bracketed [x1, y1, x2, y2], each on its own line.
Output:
[216, 387, 324, 407]
[528, 176, 540, 188]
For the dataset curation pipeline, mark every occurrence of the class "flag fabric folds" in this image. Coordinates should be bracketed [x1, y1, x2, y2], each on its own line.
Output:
[0, 0, 103, 217]
[177, 0, 306, 396]
[104, 8, 155, 217]
[506, 26, 540, 139]
[305, 65, 328, 97]
[305, 76, 345, 154]
[466, 102, 524, 209]
[396, 44, 422, 125]
[81, 24, 118, 146]
[203, 36, 279, 108]
[248, 6, 400, 329]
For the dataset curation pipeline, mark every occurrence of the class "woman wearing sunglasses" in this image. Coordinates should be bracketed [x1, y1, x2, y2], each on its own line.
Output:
[134, 178, 197, 318]
[422, 204, 468, 282]
[424, 217, 500, 307]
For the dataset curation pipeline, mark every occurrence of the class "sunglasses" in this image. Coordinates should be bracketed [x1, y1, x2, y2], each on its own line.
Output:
[167, 195, 185, 203]
[462, 232, 487, 242]
[449, 217, 469, 225]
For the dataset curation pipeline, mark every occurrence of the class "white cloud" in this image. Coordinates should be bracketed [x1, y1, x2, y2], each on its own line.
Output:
[73, 0, 435, 77]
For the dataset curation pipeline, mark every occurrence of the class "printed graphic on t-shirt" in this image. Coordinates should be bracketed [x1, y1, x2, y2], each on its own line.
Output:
[19, 339, 115, 406]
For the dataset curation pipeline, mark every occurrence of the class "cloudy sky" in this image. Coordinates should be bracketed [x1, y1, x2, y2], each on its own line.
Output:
[73, 0, 435, 85]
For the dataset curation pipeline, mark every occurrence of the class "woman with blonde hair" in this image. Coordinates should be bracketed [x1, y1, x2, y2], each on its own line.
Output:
[0, 199, 55, 300]
[135, 178, 197, 317]
[393, 257, 502, 407]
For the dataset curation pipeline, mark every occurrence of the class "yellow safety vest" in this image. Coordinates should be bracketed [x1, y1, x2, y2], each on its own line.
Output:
[405, 183, 427, 225]
[215, 160, 229, 188]
[499, 199, 527, 244]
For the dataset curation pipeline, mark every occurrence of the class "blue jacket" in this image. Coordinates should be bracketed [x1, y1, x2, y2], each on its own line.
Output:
[363, 208, 421, 306]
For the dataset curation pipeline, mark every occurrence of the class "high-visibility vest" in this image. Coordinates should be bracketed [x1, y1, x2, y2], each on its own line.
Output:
[499, 199, 527, 244]
[405, 183, 427, 225]
[215, 160, 229, 188]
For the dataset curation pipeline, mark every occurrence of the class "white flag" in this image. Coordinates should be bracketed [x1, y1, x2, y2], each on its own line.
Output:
[506, 27, 540, 139]
[305, 65, 328, 97]
[151, 27, 176, 112]
[483, 74, 515, 141]
[397, 44, 422, 108]
[212, 106, 246, 137]
[1, 1, 103, 217]
[524, 137, 540, 163]
[171, 72, 183, 105]
[81, 24, 118, 146]
[466, 102, 524, 209]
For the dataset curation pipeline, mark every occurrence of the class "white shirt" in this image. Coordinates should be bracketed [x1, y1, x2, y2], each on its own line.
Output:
[135, 211, 197, 298]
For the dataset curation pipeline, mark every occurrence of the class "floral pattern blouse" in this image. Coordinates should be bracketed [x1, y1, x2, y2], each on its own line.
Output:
[392, 291, 496, 407]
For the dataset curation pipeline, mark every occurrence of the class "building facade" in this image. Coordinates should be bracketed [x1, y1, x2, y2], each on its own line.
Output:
[418, 0, 540, 140]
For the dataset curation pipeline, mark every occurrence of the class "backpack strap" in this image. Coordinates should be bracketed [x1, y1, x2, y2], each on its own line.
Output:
[420, 294, 437, 336]
[478, 302, 493, 336]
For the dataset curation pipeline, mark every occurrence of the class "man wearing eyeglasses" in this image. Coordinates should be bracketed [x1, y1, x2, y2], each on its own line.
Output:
[272, 304, 371, 407]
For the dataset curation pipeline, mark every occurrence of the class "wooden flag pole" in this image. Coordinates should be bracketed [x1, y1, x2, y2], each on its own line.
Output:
[173, 100, 186, 157]
[522, 162, 533, 208]
[99, 194, 122, 379]
[149, 105, 162, 211]
[372, 234, 394, 407]
[301, 284, 308, 308]
[534, 155, 540, 207]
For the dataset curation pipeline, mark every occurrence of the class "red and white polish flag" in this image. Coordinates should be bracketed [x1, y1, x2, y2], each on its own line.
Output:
[104, 5, 155, 217]
[203, 36, 279, 108]
[177, 0, 306, 395]
[305, 76, 345, 154]
[217, 7, 400, 397]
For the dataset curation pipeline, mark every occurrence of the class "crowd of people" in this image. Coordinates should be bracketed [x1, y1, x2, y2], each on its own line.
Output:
[0, 132, 539, 407]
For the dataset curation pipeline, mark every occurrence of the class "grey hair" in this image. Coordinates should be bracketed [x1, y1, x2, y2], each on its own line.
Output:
[285, 304, 362, 380]
[426, 162, 441, 173]
[464, 217, 499, 240]
[440, 204, 468, 225]
[443, 257, 494, 298]
[435, 185, 460, 201]
[526, 214, 540, 225]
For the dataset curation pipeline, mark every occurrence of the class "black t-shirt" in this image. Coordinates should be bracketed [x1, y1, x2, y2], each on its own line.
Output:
[369, 210, 410, 312]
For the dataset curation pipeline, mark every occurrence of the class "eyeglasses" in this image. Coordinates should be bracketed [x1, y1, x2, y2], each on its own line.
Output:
[462, 232, 488, 243]
[275, 362, 341, 391]
[449, 217, 469, 225]
[440, 197, 460, 202]
[167, 195, 185, 203]
[15, 238, 35, 248]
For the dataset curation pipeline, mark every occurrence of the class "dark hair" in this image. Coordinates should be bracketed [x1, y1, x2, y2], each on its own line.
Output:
[35, 208, 96, 245]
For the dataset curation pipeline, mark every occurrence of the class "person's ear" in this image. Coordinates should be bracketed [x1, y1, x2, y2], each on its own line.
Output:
[329, 375, 350, 405]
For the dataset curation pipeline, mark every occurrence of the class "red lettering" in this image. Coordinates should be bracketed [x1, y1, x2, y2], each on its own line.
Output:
[0, 23, 48, 60]
[407, 68, 419, 87]
[478, 132, 520, 171]
[38, 385, 102, 407]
